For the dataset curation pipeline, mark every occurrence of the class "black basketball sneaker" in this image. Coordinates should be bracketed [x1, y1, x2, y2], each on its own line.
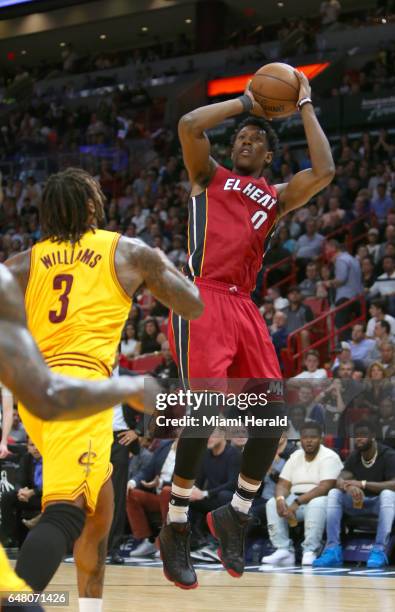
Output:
[159, 522, 198, 589]
[207, 503, 253, 577]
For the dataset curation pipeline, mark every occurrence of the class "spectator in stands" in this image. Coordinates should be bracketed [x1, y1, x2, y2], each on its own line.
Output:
[367, 298, 395, 337]
[278, 226, 296, 254]
[294, 349, 328, 379]
[287, 404, 307, 441]
[377, 396, 395, 440]
[366, 228, 381, 264]
[294, 218, 325, 264]
[361, 257, 377, 293]
[189, 428, 241, 549]
[8, 409, 27, 444]
[320, 0, 341, 28]
[379, 342, 395, 378]
[137, 317, 166, 355]
[126, 439, 176, 558]
[285, 287, 314, 349]
[0, 439, 42, 547]
[260, 296, 275, 328]
[378, 225, 395, 261]
[267, 287, 289, 310]
[349, 323, 375, 364]
[251, 434, 289, 526]
[366, 321, 393, 363]
[299, 262, 320, 298]
[151, 341, 178, 381]
[120, 322, 138, 358]
[363, 362, 391, 420]
[314, 379, 345, 435]
[270, 310, 289, 365]
[325, 240, 363, 340]
[370, 182, 394, 225]
[262, 421, 343, 566]
[314, 420, 395, 569]
[320, 196, 346, 235]
[369, 256, 395, 314]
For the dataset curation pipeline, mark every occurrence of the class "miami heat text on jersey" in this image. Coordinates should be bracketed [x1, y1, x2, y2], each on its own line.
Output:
[187, 165, 278, 292]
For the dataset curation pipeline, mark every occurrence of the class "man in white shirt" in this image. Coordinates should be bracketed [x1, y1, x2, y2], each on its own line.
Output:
[294, 349, 328, 380]
[261, 421, 343, 566]
[369, 256, 395, 299]
[366, 299, 395, 338]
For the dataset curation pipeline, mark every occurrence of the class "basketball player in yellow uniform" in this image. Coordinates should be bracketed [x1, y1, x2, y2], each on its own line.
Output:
[6, 168, 202, 611]
[0, 263, 161, 608]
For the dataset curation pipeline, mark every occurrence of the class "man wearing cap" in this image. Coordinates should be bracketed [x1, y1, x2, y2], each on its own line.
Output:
[331, 343, 365, 376]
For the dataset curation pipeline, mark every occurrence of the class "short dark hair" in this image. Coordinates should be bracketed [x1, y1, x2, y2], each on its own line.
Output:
[300, 420, 323, 436]
[232, 117, 279, 167]
[378, 319, 391, 335]
[40, 167, 106, 244]
[354, 419, 376, 437]
[371, 298, 387, 313]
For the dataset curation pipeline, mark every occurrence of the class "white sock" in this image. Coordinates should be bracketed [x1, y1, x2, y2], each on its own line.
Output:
[78, 598, 103, 612]
[231, 476, 260, 515]
[167, 483, 193, 523]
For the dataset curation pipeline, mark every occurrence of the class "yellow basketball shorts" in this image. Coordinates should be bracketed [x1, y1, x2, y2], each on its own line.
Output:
[0, 544, 30, 591]
[18, 365, 113, 516]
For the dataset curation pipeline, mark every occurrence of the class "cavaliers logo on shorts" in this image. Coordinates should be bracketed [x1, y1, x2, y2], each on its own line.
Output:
[78, 442, 97, 477]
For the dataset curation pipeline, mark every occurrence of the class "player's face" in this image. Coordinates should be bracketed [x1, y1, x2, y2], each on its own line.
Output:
[231, 126, 272, 176]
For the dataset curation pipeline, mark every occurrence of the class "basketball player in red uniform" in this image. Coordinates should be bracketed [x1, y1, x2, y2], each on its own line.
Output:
[159, 70, 335, 587]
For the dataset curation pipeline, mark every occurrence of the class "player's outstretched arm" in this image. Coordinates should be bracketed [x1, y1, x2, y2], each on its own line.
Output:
[0, 265, 158, 420]
[275, 71, 335, 217]
[179, 91, 262, 188]
[115, 237, 204, 319]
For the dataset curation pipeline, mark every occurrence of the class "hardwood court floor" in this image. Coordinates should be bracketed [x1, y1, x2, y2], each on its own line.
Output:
[47, 563, 395, 612]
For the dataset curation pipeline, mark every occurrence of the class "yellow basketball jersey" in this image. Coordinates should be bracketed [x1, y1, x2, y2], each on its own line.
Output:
[25, 229, 131, 376]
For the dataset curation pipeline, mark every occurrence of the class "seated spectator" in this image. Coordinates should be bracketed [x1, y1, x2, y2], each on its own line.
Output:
[189, 429, 241, 549]
[126, 439, 176, 558]
[377, 397, 395, 440]
[378, 225, 395, 261]
[366, 298, 395, 338]
[270, 311, 289, 364]
[137, 317, 166, 355]
[366, 228, 381, 264]
[294, 349, 328, 380]
[287, 404, 307, 441]
[379, 342, 395, 378]
[0, 439, 42, 547]
[331, 342, 363, 374]
[369, 256, 395, 314]
[366, 321, 393, 363]
[152, 341, 178, 380]
[349, 323, 375, 364]
[285, 287, 314, 350]
[320, 0, 341, 28]
[278, 226, 296, 254]
[298, 262, 320, 298]
[120, 322, 138, 358]
[260, 296, 275, 328]
[321, 196, 345, 235]
[361, 256, 376, 293]
[314, 379, 345, 435]
[362, 362, 392, 419]
[266, 287, 289, 310]
[261, 421, 343, 566]
[294, 218, 324, 263]
[251, 434, 290, 524]
[314, 420, 395, 569]
[370, 182, 394, 225]
[8, 409, 27, 444]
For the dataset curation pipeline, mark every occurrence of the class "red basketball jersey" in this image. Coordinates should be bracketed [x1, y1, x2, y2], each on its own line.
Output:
[187, 164, 279, 292]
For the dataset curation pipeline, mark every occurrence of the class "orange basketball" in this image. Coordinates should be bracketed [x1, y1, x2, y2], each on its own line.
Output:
[250, 62, 299, 119]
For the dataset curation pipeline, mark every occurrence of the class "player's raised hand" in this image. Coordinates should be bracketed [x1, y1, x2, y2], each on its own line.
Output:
[244, 80, 267, 118]
[294, 70, 311, 104]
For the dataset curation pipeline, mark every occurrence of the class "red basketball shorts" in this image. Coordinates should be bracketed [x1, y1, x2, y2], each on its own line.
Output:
[168, 278, 281, 389]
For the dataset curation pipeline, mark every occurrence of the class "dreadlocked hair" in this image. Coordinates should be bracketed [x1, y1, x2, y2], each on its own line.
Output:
[39, 167, 106, 244]
[232, 116, 280, 170]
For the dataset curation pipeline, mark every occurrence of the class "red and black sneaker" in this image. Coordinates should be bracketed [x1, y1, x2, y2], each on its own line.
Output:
[207, 503, 253, 578]
[159, 522, 198, 589]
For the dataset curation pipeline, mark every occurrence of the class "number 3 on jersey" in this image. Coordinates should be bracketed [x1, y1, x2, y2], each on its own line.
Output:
[49, 274, 74, 324]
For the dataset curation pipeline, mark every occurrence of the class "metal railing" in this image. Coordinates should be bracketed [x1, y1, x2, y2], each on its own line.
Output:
[281, 294, 367, 376]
